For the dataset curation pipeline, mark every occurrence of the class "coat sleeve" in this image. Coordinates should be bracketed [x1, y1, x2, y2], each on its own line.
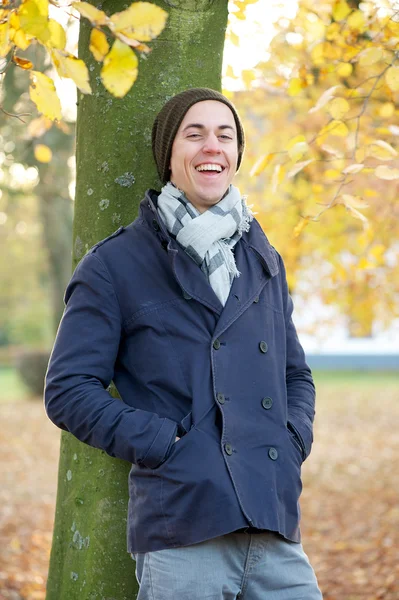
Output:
[44, 251, 177, 469]
[278, 254, 315, 461]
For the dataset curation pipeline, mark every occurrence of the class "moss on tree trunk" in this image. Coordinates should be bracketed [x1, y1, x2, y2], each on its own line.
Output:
[45, 1, 229, 598]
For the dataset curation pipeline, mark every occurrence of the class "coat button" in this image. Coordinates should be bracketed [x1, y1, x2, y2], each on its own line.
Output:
[254, 296, 259, 303]
[268, 447, 278, 460]
[259, 341, 268, 353]
[183, 290, 192, 300]
[261, 397, 273, 410]
[224, 443, 233, 456]
[213, 338, 221, 350]
[152, 219, 160, 231]
[217, 393, 225, 404]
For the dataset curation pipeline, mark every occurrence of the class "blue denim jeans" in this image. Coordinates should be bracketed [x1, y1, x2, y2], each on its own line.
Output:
[131, 530, 323, 599]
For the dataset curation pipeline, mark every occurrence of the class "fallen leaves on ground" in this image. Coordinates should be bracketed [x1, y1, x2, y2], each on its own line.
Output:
[0, 400, 59, 600]
[0, 380, 398, 599]
[301, 382, 399, 600]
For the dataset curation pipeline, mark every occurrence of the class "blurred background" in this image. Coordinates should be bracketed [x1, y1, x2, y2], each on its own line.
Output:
[0, 0, 398, 599]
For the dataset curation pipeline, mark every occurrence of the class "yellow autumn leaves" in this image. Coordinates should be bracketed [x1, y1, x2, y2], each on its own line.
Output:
[248, 0, 399, 235]
[29, 71, 62, 121]
[72, 1, 167, 98]
[0, 0, 167, 120]
[89, 29, 109, 62]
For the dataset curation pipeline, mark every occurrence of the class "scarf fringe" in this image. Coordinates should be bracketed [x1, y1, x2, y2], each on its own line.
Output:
[220, 240, 241, 279]
[237, 196, 254, 236]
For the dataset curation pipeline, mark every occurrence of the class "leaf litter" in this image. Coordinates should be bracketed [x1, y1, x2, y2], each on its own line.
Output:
[0, 380, 398, 599]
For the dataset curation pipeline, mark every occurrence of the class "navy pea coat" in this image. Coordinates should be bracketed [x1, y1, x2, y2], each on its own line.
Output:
[44, 189, 316, 554]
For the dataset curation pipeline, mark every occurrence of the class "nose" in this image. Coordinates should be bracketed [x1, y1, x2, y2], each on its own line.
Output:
[203, 133, 221, 154]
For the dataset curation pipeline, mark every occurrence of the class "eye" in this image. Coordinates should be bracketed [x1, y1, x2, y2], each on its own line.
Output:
[220, 134, 232, 140]
[187, 133, 201, 139]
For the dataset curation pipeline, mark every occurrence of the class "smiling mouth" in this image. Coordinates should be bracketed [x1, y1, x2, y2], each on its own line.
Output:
[195, 164, 226, 175]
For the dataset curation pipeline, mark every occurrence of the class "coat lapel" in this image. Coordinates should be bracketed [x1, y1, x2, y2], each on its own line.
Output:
[141, 191, 223, 316]
[141, 191, 279, 322]
[213, 220, 280, 338]
[169, 243, 224, 315]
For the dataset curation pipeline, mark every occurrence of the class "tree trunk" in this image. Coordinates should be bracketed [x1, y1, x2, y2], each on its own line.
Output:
[46, 1, 229, 598]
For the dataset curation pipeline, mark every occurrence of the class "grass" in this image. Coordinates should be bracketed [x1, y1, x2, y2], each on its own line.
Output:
[0, 367, 30, 403]
[312, 369, 399, 389]
[0, 366, 397, 404]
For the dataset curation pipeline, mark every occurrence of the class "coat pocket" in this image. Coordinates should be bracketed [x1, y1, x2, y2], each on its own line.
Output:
[179, 411, 193, 436]
[153, 419, 196, 471]
[287, 423, 304, 462]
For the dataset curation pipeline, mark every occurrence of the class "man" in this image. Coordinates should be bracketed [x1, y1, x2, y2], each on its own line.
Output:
[45, 88, 323, 599]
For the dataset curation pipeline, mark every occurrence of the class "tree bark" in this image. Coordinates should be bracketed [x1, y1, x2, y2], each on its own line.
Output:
[46, 1, 229, 598]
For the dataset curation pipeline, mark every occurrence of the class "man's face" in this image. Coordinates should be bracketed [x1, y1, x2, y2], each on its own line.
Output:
[170, 100, 239, 213]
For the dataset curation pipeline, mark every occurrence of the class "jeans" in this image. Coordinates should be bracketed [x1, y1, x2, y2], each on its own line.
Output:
[131, 530, 323, 599]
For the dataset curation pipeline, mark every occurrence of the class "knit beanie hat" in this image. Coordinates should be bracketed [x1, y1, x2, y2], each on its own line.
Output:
[152, 88, 245, 184]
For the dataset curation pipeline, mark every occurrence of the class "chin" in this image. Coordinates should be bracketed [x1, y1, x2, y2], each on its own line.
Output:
[200, 187, 227, 203]
[201, 195, 223, 206]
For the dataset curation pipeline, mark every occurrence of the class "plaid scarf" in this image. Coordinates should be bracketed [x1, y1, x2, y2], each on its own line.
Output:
[157, 182, 253, 306]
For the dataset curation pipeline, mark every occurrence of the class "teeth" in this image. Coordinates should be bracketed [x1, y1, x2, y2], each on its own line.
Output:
[196, 164, 223, 172]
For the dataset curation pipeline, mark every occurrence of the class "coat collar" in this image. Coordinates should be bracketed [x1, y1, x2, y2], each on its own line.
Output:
[139, 190, 280, 319]
[240, 217, 279, 278]
[140, 189, 279, 276]
[140, 190, 223, 313]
